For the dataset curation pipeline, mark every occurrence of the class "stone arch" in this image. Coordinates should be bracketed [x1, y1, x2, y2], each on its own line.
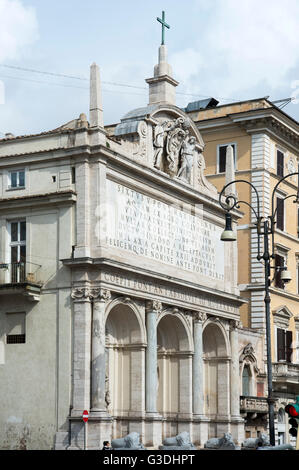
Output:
[203, 320, 230, 420]
[156, 309, 193, 422]
[105, 297, 145, 418]
[105, 296, 146, 344]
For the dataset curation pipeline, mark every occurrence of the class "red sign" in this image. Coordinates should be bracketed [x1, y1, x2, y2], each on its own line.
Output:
[82, 410, 89, 422]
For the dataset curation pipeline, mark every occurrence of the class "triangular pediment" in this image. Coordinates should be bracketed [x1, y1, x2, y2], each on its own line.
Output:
[273, 305, 293, 329]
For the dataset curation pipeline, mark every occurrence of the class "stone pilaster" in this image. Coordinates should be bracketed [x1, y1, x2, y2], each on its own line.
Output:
[90, 288, 111, 415]
[145, 300, 162, 413]
[229, 319, 244, 445]
[70, 287, 93, 415]
[192, 311, 209, 447]
[145, 300, 163, 447]
[193, 311, 207, 416]
[230, 319, 241, 417]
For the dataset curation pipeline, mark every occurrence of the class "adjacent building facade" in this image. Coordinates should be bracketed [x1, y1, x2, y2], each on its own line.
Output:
[186, 97, 299, 444]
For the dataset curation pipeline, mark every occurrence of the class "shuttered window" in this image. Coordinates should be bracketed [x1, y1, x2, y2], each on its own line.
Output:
[275, 254, 285, 289]
[277, 328, 286, 361]
[277, 328, 293, 362]
[277, 150, 284, 177]
[286, 330, 293, 363]
[276, 197, 284, 231]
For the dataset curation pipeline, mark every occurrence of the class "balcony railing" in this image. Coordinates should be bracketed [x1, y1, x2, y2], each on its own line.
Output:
[0, 262, 41, 285]
[240, 396, 270, 414]
[272, 362, 299, 385]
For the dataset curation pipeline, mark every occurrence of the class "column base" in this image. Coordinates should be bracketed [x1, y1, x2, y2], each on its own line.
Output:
[54, 431, 70, 450]
[144, 412, 162, 448]
[230, 416, 245, 446]
[90, 409, 111, 419]
[192, 415, 209, 447]
[68, 413, 113, 450]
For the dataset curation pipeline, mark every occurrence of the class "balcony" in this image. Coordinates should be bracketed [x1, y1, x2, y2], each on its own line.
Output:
[240, 396, 270, 415]
[240, 396, 278, 426]
[0, 262, 42, 301]
[272, 362, 299, 394]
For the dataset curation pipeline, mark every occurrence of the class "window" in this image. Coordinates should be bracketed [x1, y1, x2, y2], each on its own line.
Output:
[274, 254, 285, 289]
[5, 312, 26, 344]
[277, 328, 292, 362]
[217, 144, 236, 173]
[276, 197, 284, 231]
[277, 150, 284, 177]
[242, 365, 251, 396]
[9, 220, 26, 283]
[71, 167, 76, 184]
[9, 169, 25, 189]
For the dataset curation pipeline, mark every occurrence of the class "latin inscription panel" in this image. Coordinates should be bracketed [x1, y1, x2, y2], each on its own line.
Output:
[106, 180, 224, 280]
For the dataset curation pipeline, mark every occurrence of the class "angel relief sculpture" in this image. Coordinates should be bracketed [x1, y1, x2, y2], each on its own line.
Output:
[153, 117, 196, 183]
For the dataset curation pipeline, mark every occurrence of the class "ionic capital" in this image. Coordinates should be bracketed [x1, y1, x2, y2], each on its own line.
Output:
[145, 299, 163, 314]
[71, 287, 92, 301]
[91, 288, 112, 303]
[194, 310, 207, 323]
[230, 319, 242, 331]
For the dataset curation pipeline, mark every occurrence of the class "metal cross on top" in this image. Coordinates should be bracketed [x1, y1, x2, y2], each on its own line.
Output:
[157, 11, 170, 45]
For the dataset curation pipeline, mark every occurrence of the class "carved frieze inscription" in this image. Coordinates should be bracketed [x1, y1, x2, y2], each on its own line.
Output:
[101, 270, 238, 315]
[106, 180, 224, 280]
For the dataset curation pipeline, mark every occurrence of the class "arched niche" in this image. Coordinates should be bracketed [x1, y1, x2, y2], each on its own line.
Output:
[105, 298, 145, 417]
[156, 310, 192, 419]
[203, 320, 230, 418]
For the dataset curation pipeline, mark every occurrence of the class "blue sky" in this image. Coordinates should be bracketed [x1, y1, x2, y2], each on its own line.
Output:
[0, 0, 298, 136]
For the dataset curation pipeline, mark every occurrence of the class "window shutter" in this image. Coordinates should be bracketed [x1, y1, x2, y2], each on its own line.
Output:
[277, 328, 286, 361]
[219, 146, 227, 173]
[276, 198, 284, 231]
[286, 330, 293, 363]
[277, 150, 284, 177]
[275, 254, 284, 288]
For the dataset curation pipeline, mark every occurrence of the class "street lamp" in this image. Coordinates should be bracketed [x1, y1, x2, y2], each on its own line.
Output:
[219, 173, 299, 446]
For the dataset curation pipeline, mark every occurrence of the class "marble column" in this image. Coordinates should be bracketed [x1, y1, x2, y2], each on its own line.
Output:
[193, 311, 206, 416]
[145, 300, 162, 414]
[230, 320, 241, 418]
[90, 288, 111, 415]
[70, 287, 93, 415]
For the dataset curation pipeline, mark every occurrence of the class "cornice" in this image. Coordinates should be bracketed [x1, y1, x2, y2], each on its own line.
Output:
[0, 190, 77, 211]
[61, 256, 245, 308]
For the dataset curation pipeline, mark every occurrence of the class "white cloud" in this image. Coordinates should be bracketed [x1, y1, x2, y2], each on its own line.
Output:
[173, 0, 299, 101]
[0, 0, 38, 62]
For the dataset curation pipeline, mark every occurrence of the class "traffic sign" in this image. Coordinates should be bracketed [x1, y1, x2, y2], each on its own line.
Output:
[82, 410, 89, 422]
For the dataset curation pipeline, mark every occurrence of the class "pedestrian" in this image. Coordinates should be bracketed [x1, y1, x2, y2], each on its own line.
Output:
[102, 440, 111, 450]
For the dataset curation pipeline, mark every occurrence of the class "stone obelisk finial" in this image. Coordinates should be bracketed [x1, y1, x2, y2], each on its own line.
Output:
[89, 62, 104, 128]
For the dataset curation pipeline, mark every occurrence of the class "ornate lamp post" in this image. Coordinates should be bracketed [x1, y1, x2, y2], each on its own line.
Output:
[219, 173, 299, 446]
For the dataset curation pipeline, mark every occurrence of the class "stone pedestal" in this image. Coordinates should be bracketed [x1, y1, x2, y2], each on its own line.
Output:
[67, 415, 113, 450]
[193, 416, 209, 448]
[144, 413, 162, 448]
